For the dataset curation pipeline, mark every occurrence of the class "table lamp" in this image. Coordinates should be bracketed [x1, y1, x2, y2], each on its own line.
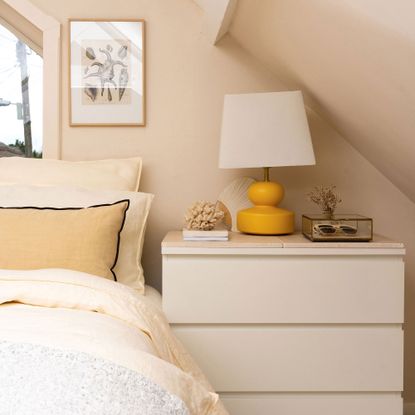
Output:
[219, 91, 315, 235]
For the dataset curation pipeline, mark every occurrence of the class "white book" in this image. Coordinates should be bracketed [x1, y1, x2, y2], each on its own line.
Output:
[183, 236, 229, 241]
[182, 229, 229, 238]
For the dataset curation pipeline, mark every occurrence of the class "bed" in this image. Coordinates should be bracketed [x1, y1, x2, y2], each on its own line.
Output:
[0, 157, 227, 415]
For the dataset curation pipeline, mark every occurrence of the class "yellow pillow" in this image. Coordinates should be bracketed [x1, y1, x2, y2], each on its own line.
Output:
[0, 200, 129, 280]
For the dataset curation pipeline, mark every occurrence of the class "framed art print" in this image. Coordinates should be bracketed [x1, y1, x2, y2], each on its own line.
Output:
[69, 19, 145, 126]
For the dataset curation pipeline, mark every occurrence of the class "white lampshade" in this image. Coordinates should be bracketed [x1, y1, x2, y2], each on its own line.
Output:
[219, 91, 315, 169]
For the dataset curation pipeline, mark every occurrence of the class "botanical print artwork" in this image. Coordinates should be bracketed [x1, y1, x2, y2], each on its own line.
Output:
[81, 40, 131, 105]
[70, 20, 145, 125]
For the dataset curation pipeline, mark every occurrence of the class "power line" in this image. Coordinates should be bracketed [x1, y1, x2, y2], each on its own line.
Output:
[0, 33, 16, 43]
[0, 67, 19, 85]
[0, 63, 18, 73]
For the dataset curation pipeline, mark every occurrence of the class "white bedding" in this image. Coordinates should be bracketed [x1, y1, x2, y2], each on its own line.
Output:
[0, 268, 227, 415]
[145, 284, 162, 308]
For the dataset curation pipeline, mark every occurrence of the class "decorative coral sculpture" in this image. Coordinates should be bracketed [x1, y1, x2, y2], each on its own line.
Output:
[307, 185, 342, 217]
[184, 201, 225, 231]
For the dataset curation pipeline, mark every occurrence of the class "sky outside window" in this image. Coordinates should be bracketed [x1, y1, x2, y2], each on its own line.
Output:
[0, 24, 42, 153]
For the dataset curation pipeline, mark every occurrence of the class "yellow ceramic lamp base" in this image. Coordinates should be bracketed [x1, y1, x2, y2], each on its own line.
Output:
[237, 175, 294, 235]
[238, 206, 294, 235]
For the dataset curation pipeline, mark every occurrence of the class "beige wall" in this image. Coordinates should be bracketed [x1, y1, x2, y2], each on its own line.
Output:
[29, 0, 288, 286]
[230, 0, 415, 203]
[26, 0, 415, 403]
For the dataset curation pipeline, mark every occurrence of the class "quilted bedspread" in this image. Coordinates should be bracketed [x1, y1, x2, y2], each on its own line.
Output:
[0, 341, 189, 415]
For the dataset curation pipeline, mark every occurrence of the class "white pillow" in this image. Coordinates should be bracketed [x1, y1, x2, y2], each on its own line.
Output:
[0, 184, 153, 293]
[0, 157, 142, 191]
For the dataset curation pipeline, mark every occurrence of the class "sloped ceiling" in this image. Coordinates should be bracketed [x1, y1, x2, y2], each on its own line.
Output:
[226, 0, 415, 202]
[193, 0, 238, 43]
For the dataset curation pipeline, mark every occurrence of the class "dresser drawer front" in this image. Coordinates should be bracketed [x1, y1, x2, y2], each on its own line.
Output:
[163, 255, 404, 323]
[172, 326, 403, 392]
[220, 393, 403, 415]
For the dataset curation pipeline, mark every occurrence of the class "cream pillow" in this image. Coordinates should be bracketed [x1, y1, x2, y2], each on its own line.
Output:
[0, 157, 142, 191]
[0, 185, 153, 293]
[0, 201, 129, 280]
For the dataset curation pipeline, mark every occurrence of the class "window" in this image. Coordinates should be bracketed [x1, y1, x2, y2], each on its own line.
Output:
[0, 23, 42, 158]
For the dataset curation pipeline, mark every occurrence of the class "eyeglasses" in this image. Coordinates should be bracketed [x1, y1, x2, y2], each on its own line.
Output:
[314, 224, 357, 236]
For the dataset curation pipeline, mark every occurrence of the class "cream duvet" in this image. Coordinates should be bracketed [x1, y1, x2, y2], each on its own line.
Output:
[0, 269, 228, 415]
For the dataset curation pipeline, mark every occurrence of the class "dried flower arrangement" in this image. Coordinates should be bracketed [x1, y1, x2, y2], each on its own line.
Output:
[184, 201, 225, 231]
[307, 185, 342, 217]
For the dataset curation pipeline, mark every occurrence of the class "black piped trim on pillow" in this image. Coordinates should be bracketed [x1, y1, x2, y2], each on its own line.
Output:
[106, 199, 129, 281]
[0, 199, 130, 282]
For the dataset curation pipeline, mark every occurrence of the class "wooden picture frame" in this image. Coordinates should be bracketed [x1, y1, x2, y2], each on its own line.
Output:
[69, 19, 145, 126]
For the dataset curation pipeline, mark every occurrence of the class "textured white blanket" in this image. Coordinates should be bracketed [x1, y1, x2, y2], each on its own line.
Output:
[0, 340, 189, 415]
[0, 268, 228, 415]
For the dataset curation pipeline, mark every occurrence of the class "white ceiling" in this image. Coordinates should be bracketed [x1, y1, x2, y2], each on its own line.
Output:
[208, 0, 415, 202]
[339, 0, 415, 41]
[193, 0, 238, 44]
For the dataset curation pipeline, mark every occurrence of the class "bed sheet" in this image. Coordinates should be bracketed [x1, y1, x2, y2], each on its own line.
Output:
[145, 284, 162, 308]
[0, 268, 227, 415]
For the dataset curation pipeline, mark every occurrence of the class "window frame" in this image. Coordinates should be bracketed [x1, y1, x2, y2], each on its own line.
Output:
[0, 0, 60, 158]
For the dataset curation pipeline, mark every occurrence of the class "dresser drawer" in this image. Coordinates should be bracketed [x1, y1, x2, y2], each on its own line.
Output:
[172, 326, 403, 392]
[220, 393, 403, 415]
[163, 255, 404, 324]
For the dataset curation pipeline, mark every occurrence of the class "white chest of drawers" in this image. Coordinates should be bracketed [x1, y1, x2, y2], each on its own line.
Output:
[162, 232, 405, 415]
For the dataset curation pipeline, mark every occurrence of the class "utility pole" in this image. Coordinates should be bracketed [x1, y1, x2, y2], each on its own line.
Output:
[16, 40, 32, 158]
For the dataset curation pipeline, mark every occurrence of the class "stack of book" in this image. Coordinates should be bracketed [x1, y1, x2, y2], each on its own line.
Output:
[182, 229, 229, 241]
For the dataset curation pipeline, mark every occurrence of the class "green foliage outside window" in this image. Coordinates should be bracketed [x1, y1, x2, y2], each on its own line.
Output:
[9, 139, 42, 158]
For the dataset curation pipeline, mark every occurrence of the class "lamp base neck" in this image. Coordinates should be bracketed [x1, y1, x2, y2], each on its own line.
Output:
[263, 167, 270, 182]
